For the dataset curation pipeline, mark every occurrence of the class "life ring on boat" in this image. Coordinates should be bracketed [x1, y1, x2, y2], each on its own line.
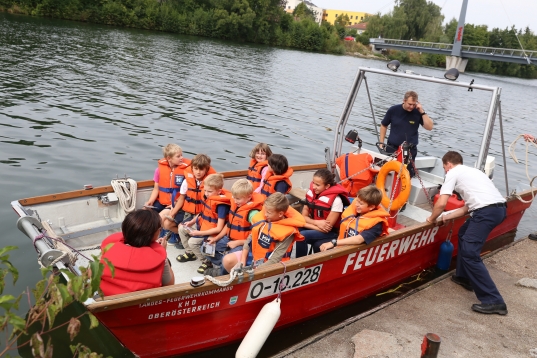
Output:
[375, 160, 411, 211]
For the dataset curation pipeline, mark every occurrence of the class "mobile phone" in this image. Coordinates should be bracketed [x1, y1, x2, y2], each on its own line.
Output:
[144, 205, 157, 209]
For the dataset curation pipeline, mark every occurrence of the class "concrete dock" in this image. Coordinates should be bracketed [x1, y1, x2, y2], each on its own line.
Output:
[278, 238, 537, 358]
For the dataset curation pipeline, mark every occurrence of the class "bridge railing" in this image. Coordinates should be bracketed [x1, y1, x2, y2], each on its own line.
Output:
[370, 38, 537, 59]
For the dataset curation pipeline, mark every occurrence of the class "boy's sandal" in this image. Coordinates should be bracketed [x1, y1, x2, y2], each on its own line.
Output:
[176, 253, 196, 263]
[197, 262, 212, 274]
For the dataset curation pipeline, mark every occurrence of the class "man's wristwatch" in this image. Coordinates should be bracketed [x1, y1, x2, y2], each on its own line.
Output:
[420, 112, 427, 116]
[331, 239, 338, 247]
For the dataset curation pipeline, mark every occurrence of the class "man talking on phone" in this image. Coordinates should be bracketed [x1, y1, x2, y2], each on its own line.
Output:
[379, 91, 434, 177]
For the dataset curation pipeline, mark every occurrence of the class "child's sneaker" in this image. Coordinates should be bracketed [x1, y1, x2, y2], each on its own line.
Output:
[197, 260, 212, 274]
[176, 252, 196, 263]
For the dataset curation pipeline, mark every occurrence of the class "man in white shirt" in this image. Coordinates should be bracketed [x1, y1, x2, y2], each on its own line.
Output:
[427, 151, 507, 315]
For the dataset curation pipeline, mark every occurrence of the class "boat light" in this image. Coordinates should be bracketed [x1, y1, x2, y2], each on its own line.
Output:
[444, 68, 460, 81]
[345, 129, 361, 147]
[387, 60, 400, 72]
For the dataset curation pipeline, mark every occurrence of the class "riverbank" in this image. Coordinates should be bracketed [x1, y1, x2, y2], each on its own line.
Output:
[278, 237, 537, 357]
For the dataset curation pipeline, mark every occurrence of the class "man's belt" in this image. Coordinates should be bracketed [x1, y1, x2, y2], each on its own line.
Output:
[471, 202, 507, 213]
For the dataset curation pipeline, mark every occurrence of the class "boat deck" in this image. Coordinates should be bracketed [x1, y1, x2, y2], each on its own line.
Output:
[76, 201, 433, 286]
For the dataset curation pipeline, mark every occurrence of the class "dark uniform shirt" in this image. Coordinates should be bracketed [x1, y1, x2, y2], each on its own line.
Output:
[381, 104, 424, 146]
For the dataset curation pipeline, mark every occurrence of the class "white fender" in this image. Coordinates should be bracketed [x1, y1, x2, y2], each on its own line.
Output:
[236, 298, 281, 358]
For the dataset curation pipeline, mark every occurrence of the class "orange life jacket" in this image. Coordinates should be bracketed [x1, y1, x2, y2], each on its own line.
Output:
[335, 153, 376, 197]
[250, 207, 305, 262]
[157, 158, 191, 206]
[197, 189, 232, 232]
[182, 166, 217, 215]
[227, 193, 265, 241]
[338, 205, 390, 240]
[259, 168, 293, 198]
[246, 158, 268, 191]
[100, 233, 166, 296]
[304, 183, 350, 228]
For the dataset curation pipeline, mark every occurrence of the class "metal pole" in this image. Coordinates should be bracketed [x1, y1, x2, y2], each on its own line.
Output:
[498, 101, 510, 195]
[363, 76, 380, 141]
[420, 333, 441, 358]
[476, 88, 500, 171]
[451, 0, 469, 57]
[332, 69, 365, 163]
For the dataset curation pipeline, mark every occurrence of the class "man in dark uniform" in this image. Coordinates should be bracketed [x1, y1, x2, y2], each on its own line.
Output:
[379, 91, 434, 177]
[427, 151, 507, 315]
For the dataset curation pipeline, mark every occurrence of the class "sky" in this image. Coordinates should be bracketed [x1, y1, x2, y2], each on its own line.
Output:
[311, 0, 537, 32]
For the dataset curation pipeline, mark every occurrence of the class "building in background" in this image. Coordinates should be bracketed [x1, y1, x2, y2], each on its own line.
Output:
[322, 9, 370, 26]
[284, 0, 323, 24]
[346, 23, 368, 34]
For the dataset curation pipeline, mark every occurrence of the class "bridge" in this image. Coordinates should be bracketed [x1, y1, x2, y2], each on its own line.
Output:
[368, 0, 536, 71]
[370, 38, 537, 66]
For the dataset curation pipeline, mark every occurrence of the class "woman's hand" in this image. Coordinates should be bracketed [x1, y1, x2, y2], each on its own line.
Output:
[189, 230, 201, 237]
[523, 133, 535, 142]
[319, 242, 334, 251]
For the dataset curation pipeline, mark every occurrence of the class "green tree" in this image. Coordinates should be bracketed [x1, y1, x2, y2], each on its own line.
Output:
[292, 2, 314, 21]
[395, 0, 443, 40]
[0, 246, 112, 357]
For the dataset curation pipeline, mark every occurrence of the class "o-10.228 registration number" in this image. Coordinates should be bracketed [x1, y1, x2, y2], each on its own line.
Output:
[246, 264, 323, 302]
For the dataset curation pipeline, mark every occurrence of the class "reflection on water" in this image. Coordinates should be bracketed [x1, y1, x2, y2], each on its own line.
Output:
[1, 11, 537, 357]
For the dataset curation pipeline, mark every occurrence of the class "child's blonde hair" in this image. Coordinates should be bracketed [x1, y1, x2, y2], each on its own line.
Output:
[204, 174, 224, 190]
[249, 143, 273, 160]
[357, 185, 383, 206]
[163, 144, 182, 158]
[264, 192, 289, 213]
[231, 179, 253, 198]
[191, 154, 211, 170]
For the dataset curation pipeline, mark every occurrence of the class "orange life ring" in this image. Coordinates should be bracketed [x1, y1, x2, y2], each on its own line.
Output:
[375, 160, 411, 211]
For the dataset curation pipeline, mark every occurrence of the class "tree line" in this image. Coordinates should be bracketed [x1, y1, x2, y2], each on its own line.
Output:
[0, 0, 350, 53]
[2, 0, 536, 78]
[364, 0, 537, 78]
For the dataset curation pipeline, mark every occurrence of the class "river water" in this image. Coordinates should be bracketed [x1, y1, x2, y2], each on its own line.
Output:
[1, 12, 537, 357]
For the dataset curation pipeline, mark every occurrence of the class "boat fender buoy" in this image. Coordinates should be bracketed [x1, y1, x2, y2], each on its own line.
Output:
[375, 160, 411, 211]
[236, 298, 281, 358]
[436, 240, 454, 271]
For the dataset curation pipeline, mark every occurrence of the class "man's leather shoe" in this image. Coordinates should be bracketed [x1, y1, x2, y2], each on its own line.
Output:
[451, 274, 473, 291]
[471, 303, 508, 315]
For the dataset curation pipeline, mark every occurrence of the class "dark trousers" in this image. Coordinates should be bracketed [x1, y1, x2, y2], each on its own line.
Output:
[386, 143, 417, 178]
[295, 228, 338, 257]
[456, 206, 506, 304]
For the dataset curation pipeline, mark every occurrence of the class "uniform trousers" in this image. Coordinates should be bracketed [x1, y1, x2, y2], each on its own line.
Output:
[456, 205, 506, 304]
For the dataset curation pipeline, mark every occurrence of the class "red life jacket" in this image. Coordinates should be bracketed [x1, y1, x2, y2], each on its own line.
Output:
[304, 183, 350, 227]
[182, 166, 217, 215]
[227, 193, 265, 241]
[335, 153, 376, 197]
[259, 168, 293, 198]
[197, 189, 232, 231]
[99, 233, 166, 296]
[246, 158, 268, 191]
[338, 205, 389, 240]
[250, 207, 305, 262]
[157, 158, 191, 206]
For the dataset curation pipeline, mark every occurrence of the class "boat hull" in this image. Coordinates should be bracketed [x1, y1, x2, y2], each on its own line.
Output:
[88, 192, 531, 357]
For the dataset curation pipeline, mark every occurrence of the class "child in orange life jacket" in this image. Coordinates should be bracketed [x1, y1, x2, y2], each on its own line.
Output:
[320, 185, 389, 251]
[246, 143, 273, 193]
[161, 154, 216, 235]
[259, 154, 293, 199]
[295, 168, 350, 257]
[222, 193, 305, 272]
[202, 179, 264, 276]
[175, 174, 231, 266]
[144, 144, 191, 223]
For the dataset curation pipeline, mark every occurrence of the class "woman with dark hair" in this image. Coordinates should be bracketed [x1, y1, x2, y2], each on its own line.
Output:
[100, 209, 175, 296]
